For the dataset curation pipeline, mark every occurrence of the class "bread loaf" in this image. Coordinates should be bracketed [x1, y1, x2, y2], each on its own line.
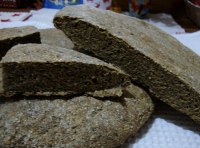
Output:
[0, 26, 40, 60]
[0, 43, 130, 97]
[54, 5, 200, 123]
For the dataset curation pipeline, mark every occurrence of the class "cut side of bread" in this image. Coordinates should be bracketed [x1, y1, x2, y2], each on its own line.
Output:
[54, 5, 200, 123]
[0, 43, 131, 97]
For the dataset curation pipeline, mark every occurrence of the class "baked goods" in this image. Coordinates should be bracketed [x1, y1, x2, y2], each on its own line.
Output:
[0, 43, 130, 96]
[0, 26, 40, 60]
[40, 28, 74, 49]
[0, 84, 153, 147]
[54, 5, 200, 123]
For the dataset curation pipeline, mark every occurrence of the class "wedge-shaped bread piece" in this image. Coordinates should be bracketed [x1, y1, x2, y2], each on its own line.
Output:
[0, 84, 153, 147]
[0, 26, 40, 60]
[40, 28, 74, 49]
[54, 5, 200, 123]
[0, 43, 131, 96]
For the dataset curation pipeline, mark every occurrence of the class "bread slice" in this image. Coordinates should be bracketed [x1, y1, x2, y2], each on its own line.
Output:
[0, 26, 40, 60]
[0, 43, 131, 96]
[40, 28, 74, 49]
[54, 5, 200, 123]
[0, 84, 153, 147]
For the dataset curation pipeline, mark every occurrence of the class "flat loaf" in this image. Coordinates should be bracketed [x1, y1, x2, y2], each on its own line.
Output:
[0, 43, 131, 96]
[0, 84, 153, 147]
[0, 26, 40, 60]
[54, 5, 200, 123]
[40, 28, 74, 49]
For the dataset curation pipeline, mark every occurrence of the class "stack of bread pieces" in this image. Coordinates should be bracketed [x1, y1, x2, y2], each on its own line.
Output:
[0, 5, 199, 147]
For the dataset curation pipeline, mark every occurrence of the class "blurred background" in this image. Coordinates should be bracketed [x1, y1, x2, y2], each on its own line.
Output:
[0, 0, 199, 32]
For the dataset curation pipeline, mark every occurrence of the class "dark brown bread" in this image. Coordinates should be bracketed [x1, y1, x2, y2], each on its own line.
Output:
[54, 5, 200, 123]
[0, 43, 131, 96]
[0, 84, 153, 147]
[0, 26, 40, 60]
[40, 28, 74, 49]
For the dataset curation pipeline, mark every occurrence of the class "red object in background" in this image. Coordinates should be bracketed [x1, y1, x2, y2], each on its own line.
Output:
[0, 0, 43, 9]
[95, 3, 100, 8]
[0, 0, 21, 8]
[191, 0, 200, 6]
[12, 13, 21, 17]
[1, 19, 10, 22]
[103, 0, 110, 2]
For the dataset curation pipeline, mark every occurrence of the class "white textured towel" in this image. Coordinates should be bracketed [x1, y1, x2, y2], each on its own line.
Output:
[123, 101, 200, 148]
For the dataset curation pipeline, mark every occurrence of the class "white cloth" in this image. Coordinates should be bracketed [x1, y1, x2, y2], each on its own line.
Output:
[0, 8, 200, 148]
[0, 8, 58, 29]
[0, 12, 32, 22]
[174, 31, 200, 56]
[145, 13, 185, 35]
[123, 101, 200, 148]
[28, 8, 58, 28]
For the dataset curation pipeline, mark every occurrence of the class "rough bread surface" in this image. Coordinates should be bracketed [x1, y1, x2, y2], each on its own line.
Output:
[0, 43, 131, 96]
[40, 28, 74, 49]
[0, 26, 40, 60]
[0, 84, 153, 147]
[54, 5, 200, 123]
